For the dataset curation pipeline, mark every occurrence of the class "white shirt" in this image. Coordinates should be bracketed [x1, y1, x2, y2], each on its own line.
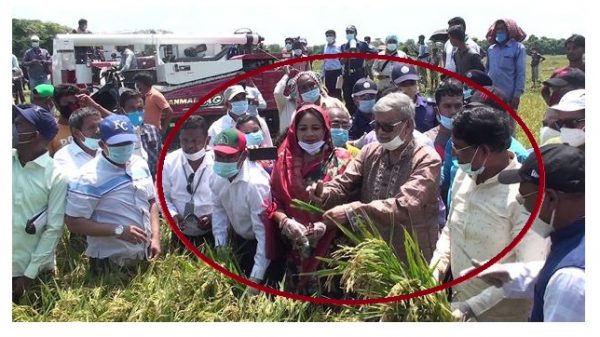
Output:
[245, 86, 267, 115]
[208, 113, 273, 147]
[162, 149, 214, 236]
[53, 142, 98, 181]
[210, 160, 271, 280]
[444, 37, 481, 72]
[501, 261, 585, 321]
[66, 154, 155, 265]
[273, 74, 297, 136]
[431, 154, 548, 321]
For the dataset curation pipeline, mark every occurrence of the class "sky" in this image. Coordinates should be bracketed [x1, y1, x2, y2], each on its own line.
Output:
[12, 0, 587, 47]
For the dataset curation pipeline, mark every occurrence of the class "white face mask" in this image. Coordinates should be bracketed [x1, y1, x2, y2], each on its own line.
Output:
[326, 36, 335, 44]
[560, 127, 585, 147]
[540, 126, 561, 145]
[31, 41, 40, 48]
[298, 140, 325, 155]
[380, 136, 404, 151]
[183, 148, 206, 161]
[387, 43, 398, 51]
[532, 209, 556, 238]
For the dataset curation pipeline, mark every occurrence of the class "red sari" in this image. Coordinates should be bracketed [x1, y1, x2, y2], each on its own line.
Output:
[267, 104, 351, 293]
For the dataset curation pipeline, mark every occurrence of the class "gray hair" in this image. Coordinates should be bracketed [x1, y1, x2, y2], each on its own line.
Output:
[69, 107, 101, 130]
[372, 92, 415, 121]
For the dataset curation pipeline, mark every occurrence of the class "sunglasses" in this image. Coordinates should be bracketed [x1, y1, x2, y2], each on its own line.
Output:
[370, 120, 403, 133]
[186, 173, 195, 194]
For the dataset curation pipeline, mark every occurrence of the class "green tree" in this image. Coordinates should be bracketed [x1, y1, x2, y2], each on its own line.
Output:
[12, 18, 72, 57]
[310, 44, 325, 55]
[266, 44, 282, 53]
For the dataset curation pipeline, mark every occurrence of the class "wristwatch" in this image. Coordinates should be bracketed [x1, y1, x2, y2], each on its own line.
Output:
[114, 225, 124, 236]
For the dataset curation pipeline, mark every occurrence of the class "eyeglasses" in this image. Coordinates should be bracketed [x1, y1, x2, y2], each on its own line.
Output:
[370, 120, 403, 133]
[331, 121, 353, 130]
[516, 190, 538, 205]
[186, 173, 195, 194]
[451, 141, 472, 153]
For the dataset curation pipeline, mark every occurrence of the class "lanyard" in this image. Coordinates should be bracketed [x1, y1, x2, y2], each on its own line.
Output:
[181, 155, 206, 199]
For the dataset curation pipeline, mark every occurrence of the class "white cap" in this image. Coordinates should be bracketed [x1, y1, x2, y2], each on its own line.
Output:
[551, 89, 585, 112]
[223, 85, 246, 102]
[30, 35, 40, 41]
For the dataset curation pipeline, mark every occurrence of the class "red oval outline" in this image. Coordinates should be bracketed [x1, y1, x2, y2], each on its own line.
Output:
[155, 52, 546, 306]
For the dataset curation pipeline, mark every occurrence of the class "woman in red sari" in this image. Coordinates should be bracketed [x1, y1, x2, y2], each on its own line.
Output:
[268, 103, 352, 295]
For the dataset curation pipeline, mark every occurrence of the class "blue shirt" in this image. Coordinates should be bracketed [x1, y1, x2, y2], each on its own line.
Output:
[323, 43, 342, 71]
[486, 39, 526, 101]
[414, 95, 438, 133]
[442, 137, 529, 208]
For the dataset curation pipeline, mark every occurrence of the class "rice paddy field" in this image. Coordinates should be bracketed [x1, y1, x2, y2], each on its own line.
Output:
[12, 55, 568, 322]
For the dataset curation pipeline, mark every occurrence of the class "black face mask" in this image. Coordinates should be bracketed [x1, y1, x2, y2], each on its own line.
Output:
[58, 102, 80, 119]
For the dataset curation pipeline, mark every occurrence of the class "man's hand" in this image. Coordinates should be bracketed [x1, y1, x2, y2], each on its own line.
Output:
[12, 276, 33, 302]
[118, 225, 148, 244]
[450, 301, 475, 321]
[244, 277, 263, 296]
[199, 215, 212, 231]
[77, 93, 99, 108]
[172, 214, 185, 231]
[148, 238, 161, 260]
[306, 180, 325, 205]
[460, 260, 512, 288]
[281, 218, 307, 242]
[322, 205, 349, 228]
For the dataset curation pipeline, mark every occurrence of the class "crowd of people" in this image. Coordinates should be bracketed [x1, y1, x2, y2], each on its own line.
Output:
[12, 15, 586, 322]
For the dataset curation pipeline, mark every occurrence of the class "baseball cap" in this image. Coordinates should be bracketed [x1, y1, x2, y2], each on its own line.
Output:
[498, 144, 584, 194]
[224, 85, 246, 102]
[550, 89, 585, 112]
[213, 128, 246, 155]
[391, 63, 420, 84]
[33, 84, 55, 98]
[465, 69, 493, 87]
[99, 114, 138, 145]
[352, 78, 378, 97]
[543, 68, 585, 88]
[30, 35, 40, 41]
[13, 105, 58, 141]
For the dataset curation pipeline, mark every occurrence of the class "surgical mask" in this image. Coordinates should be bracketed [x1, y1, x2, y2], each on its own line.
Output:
[31, 42, 39, 48]
[301, 88, 320, 103]
[540, 126, 560, 144]
[560, 127, 585, 147]
[285, 43, 293, 51]
[213, 161, 239, 178]
[380, 136, 404, 151]
[230, 100, 248, 115]
[387, 43, 398, 51]
[532, 209, 556, 238]
[183, 148, 206, 161]
[107, 143, 135, 164]
[326, 36, 335, 44]
[458, 146, 488, 178]
[437, 114, 454, 130]
[331, 128, 349, 147]
[495, 31, 508, 44]
[298, 140, 325, 155]
[245, 131, 264, 146]
[293, 49, 303, 56]
[346, 33, 355, 41]
[127, 110, 144, 127]
[358, 99, 376, 113]
[463, 87, 474, 101]
[83, 137, 100, 150]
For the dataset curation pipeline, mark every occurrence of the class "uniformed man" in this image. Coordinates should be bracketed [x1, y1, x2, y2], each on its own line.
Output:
[391, 63, 438, 133]
[340, 25, 372, 115]
[349, 78, 378, 140]
[372, 35, 408, 94]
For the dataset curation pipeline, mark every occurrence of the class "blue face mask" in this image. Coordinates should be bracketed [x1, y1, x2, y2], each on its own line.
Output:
[463, 87, 474, 101]
[437, 115, 454, 130]
[495, 31, 508, 44]
[107, 143, 135, 164]
[84, 137, 101, 150]
[301, 88, 320, 103]
[230, 100, 249, 115]
[213, 161, 240, 178]
[331, 128, 349, 147]
[245, 131, 264, 146]
[358, 99, 376, 113]
[346, 33, 355, 41]
[127, 110, 144, 127]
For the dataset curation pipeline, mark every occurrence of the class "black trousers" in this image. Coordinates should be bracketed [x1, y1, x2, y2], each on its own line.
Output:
[342, 69, 366, 115]
[324, 69, 342, 99]
[231, 233, 285, 287]
[171, 231, 214, 254]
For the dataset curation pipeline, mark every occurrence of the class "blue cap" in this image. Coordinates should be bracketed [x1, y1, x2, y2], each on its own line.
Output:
[13, 105, 58, 141]
[391, 63, 420, 84]
[465, 69, 493, 86]
[99, 114, 138, 145]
